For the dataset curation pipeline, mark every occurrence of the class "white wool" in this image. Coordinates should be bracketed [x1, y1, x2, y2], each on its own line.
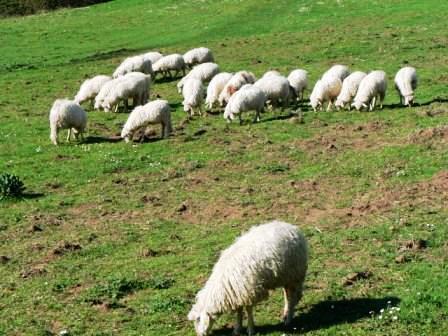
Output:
[223, 84, 266, 123]
[49, 99, 87, 145]
[321, 64, 350, 82]
[74, 75, 112, 105]
[152, 54, 186, 79]
[262, 70, 282, 78]
[335, 71, 367, 109]
[183, 47, 214, 67]
[254, 75, 291, 109]
[189, 220, 308, 336]
[177, 62, 220, 93]
[182, 78, 205, 116]
[205, 72, 233, 109]
[394, 66, 418, 106]
[352, 70, 387, 111]
[142, 51, 163, 64]
[288, 69, 308, 101]
[121, 99, 172, 142]
[309, 75, 342, 111]
[218, 71, 257, 106]
[94, 77, 123, 110]
[113, 55, 153, 78]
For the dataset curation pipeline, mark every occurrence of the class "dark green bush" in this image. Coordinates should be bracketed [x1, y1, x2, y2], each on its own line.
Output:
[0, 173, 25, 200]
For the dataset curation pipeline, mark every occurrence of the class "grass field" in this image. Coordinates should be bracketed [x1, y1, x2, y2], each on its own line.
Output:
[1, 0, 448, 335]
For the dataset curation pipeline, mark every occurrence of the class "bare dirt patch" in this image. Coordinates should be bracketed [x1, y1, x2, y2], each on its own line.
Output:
[409, 126, 448, 144]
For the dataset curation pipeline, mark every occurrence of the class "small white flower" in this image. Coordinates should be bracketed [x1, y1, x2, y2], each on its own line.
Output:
[380, 308, 385, 313]
[392, 316, 398, 321]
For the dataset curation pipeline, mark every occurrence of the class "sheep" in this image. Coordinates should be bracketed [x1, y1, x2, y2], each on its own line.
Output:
[188, 220, 308, 336]
[394, 66, 418, 106]
[142, 51, 163, 64]
[218, 71, 257, 106]
[334, 71, 367, 110]
[152, 54, 186, 79]
[223, 84, 266, 124]
[183, 47, 214, 68]
[352, 70, 387, 111]
[177, 62, 220, 94]
[205, 72, 233, 110]
[288, 69, 308, 102]
[254, 74, 291, 110]
[94, 77, 123, 111]
[309, 75, 342, 111]
[182, 77, 205, 117]
[121, 100, 172, 142]
[113, 55, 153, 78]
[74, 75, 112, 108]
[262, 70, 282, 78]
[49, 99, 87, 145]
[321, 64, 350, 82]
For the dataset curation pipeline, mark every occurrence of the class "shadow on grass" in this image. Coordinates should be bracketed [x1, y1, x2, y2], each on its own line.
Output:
[212, 296, 400, 335]
[84, 135, 122, 144]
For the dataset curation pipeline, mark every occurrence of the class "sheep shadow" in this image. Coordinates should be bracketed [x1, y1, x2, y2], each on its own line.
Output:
[212, 296, 400, 335]
[83, 135, 122, 144]
[382, 97, 448, 110]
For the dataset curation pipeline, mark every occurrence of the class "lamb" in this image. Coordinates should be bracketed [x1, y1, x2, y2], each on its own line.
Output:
[177, 62, 220, 93]
[335, 71, 367, 110]
[254, 74, 291, 110]
[288, 69, 308, 102]
[183, 47, 214, 68]
[113, 55, 153, 78]
[152, 54, 186, 79]
[188, 220, 308, 336]
[74, 75, 112, 108]
[182, 78, 205, 117]
[121, 99, 172, 142]
[49, 99, 87, 145]
[352, 70, 387, 111]
[142, 51, 163, 64]
[205, 72, 233, 110]
[218, 71, 257, 106]
[223, 84, 266, 124]
[321, 64, 350, 82]
[309, 75, 342, 111]
[394, 66, 418, 106]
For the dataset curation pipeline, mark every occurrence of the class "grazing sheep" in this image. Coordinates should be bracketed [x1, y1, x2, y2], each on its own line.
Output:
[309, 75, 342, 111]
[223, 84, 266, 124]
[262, 70, 282, 78]
[352, 70, 387, 111]
[394, 66, 418, 106]
[288, 69, 308, 102]
[49, 99, 87, 145]
[218, 71, 257, 106]
[177, 62, 220, 93]
[74, 75, 112, 107]
[121, 100, 172, 142]
[94, 77, 123, 111]
[183, 47, 214, 68]
[188, 220, 308, 336]
[113, 55, 153, 78]
[182, 78, 205, 117]
[205, 72, 233, 110]
[152, 54, 186, 79]
[254, 74, 291, 110]
[321, 64, 350, 82]
[335, 71, 367, 110]
[142, 51, 163, 64]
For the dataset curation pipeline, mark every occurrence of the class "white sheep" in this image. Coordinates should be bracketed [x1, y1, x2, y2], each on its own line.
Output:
[205, 72, 233, 110]
[142, 51, 163, 64]
[352, 70, 387, 111]
[113, 55, 153, 78]
[183, 47, 215, 68]
[177, 62, 220, 93]
[152, 54, 186, 79]
[335, 71, 367, 110]
[218, 71, 257, 106]
[254, 74, 291, 110]
[321, 64, 350, 82]
[74, 75, 112, 107]
[121, 100, 172, 142]
[49, 99, 87, 145]
[394, 66, 418, 106]
[262, 70, 282, 78]
[182, 77, 205, 117]
[94, 77, 123, 111]
[223, 84, 266, 124]
[288, 69, 308, 102]
[309, 75, 342, 111]
[188, 220, 308, 336]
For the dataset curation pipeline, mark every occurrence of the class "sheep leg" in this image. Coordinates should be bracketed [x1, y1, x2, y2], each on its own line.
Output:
[253, 108, 261, 123]
[379, 92, 385, 109]
[66, 129, 72, 142]
[283, 285, 303, 326]
[233, 308, 243, 336]
[369, 96, 376, 111]
[326, 100, 333, 112]
[239, 113, 243, 125]
[246, 306, 255, 336]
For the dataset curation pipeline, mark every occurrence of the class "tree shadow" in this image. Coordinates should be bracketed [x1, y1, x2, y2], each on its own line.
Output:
[212, 296, 400, 335]
[83, 135, 122, 144]
[21, 192, 44, 200]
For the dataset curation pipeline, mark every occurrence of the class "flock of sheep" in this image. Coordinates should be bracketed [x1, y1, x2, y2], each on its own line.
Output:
[48, 47, 418, 145]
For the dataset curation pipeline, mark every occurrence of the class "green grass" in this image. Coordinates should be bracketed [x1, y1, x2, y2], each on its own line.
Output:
[1, 0, 448, 335]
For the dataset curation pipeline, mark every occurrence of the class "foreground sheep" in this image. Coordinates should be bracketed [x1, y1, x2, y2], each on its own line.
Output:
[152, 54, 186, 79]
[352, 70, 387, 111]
[74, 75, 112, 107]
[182, 78, 205, 117]
[254, 74, 291, 110]
[335, 71, 367, 110]
[394, 66, 418, 106]
[309, 75, 342, 111]
[224, 84, 266, 124]
[288, 69, 308, 102]
[321, 64, 350, 82]
[49, 99, 87, 145]
[177, 62, 220, 93]
[218, 71, 257, 106]
[113, 55, 153, 78]
[183, 47, 214, 68]
[121, 100, 172, 142]
[188, 220, 308, 336]
[205, 72, 233, 110]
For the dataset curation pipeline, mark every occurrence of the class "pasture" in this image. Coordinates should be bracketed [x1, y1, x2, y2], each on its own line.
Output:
[1, 0, 448, 335]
